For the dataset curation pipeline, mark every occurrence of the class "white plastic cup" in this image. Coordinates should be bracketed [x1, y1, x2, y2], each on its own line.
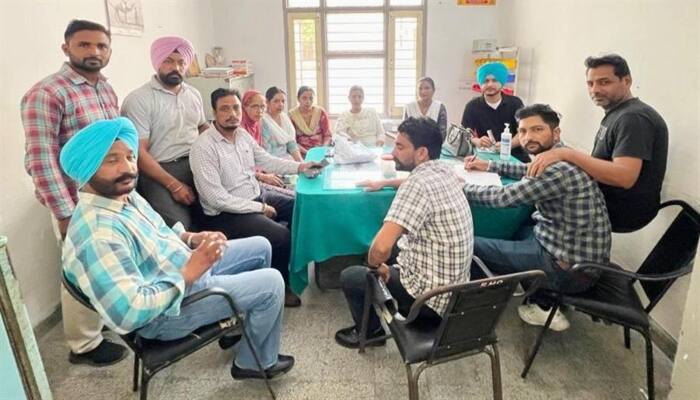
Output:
[381, 159, 396, 179]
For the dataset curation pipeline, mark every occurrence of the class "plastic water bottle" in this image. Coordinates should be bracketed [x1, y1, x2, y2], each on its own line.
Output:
[500, 123, 512, 161]
[325, 140, 336, 164]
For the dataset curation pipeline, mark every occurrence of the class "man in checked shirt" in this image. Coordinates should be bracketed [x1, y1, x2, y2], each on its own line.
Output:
[464, 104, 611, 331]
[335, 117, 473, 349]
[20, 19, 127, 366]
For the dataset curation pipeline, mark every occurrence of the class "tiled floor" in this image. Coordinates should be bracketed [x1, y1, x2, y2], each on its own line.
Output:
[39, 276, 673, 400]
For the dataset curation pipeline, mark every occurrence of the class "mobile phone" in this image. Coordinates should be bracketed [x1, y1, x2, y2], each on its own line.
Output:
[303, 168, 322, 179]
[310, 158, 330, 169]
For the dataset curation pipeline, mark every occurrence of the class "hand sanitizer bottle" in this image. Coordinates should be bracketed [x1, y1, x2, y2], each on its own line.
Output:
[500, 123, 512, 161]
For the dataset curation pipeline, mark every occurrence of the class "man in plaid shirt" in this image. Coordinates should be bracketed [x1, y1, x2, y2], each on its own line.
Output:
[335, 118, 473, 349]
[20, 20, 127, 366]
[464, 104, 611, 331]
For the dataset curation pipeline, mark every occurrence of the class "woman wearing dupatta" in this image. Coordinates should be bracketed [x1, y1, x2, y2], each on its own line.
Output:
[403, 77, 448, 140]
[261, 86, 303, 161]
[289, 86, 332, 156]
[241, 89, 288, 188]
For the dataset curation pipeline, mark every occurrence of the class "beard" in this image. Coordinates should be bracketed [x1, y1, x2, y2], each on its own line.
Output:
[159, 71, 183, 86]
[524, 141, 553, 155]
[69, 56, 105, 72]
[394, 158, 415, 172]
[88, 172, 138, 198]
[216, 119, 239, 132]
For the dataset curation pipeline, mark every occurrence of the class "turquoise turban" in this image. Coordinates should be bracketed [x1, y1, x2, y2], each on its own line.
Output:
[60, 117, 139, 188]
[477, 62, 509, 86]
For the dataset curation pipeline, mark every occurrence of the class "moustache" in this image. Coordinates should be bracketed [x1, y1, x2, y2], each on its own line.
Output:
[115, 173, 138, 183]
[167, 71, 182, 79]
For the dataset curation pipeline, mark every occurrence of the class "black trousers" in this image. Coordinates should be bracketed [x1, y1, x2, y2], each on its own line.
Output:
[341, 265, 442, 333]
[201, 187, 295, 286]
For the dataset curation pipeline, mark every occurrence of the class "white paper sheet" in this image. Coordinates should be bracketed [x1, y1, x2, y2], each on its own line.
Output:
[452, 164, 503, 187]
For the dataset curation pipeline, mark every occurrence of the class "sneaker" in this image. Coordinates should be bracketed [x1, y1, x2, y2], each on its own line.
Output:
[518, 304, 570, 332]
[68, 339, 128, 367]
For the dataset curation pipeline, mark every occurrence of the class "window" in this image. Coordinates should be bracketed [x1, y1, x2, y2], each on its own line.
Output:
[286, 0, 424, 117]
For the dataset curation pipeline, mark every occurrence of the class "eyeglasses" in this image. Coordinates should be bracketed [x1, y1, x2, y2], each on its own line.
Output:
[247, 104, 266, 111]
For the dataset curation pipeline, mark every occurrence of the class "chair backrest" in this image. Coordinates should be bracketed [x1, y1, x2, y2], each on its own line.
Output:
[637, 201, 700, 310]
[61, 273, 96, 312]
[428, 270, 545, 362]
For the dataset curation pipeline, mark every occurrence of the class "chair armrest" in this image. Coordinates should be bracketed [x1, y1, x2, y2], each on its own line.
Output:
[366, 273, 403, 323]
[571, 262, 694, 282]
[181, 287, 243, 319]
[472, 256, 495, 278]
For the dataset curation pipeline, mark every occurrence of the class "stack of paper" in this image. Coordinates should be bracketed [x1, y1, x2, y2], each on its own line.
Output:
[452, 164, 502, 187]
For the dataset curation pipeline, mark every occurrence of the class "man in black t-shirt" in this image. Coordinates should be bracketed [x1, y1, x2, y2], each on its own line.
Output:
[528, 54, 668, 232]
[461, 61, 529, 162]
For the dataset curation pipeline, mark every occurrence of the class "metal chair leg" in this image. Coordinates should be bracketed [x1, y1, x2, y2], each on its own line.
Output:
[241, 325, 277, 400]
[132, 356, 140, 392]
[624, 327, 631, 349]
[521, 304, 559, 378]
[139, 370, 150, 400]
[313, 261, 325, 291]
[643, 331, 655, 400]
[405, 364, 421, 400]
[486, 344, 503, 400]
[358, 285, 373, 354]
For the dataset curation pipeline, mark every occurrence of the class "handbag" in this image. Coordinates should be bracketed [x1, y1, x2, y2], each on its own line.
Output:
[442, 123, 474, 157]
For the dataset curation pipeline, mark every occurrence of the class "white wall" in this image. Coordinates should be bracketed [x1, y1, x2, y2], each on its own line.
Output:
[0, 0, 215, 326]
[209, 0, 503, 123]
[500, 0, 700, 337]
[670, 244, 700, 399]
[425, 0, 504, 124]
[211, 0, 288, 100]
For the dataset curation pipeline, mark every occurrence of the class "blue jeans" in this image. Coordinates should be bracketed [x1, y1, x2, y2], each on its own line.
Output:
[473, 226, 594, 294]
[137, 236, 285, 370]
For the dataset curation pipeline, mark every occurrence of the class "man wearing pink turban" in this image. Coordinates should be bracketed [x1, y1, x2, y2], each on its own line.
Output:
[121, 36, 209, 230]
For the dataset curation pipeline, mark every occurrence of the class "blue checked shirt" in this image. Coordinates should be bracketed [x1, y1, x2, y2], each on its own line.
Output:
[63, 191, 190, 335]
[463, 147, 611, 266]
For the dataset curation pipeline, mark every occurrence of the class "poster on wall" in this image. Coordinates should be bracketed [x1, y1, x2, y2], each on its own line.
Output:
[105, 0, 144, 36]
[457, 0, 496, 5]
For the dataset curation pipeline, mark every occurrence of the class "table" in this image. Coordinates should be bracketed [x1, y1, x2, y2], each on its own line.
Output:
[289, 147, 534, 294]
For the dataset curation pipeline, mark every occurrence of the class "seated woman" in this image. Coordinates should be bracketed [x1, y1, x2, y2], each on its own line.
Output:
[289, 86, 332, 156]
[261, 87, 303, 162]
[334, 85, 385, 147]
[403, 77, 448, 140]
[241, 89, 289, 188]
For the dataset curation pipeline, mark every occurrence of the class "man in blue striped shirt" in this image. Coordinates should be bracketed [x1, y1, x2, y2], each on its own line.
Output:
[61, 118, 294, 380]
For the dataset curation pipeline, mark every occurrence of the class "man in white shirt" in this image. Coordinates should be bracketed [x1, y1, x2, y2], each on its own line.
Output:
[121, 36, 209, 229]
[190, 88, 321, 307]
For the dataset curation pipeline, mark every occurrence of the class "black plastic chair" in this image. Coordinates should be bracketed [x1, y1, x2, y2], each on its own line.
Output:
[358, 259, 546, 400]
[521, 200, 700, 400]
[61, 274, 276, 400]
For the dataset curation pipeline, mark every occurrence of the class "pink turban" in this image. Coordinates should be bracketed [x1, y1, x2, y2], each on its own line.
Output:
[150, 36, 196, 71]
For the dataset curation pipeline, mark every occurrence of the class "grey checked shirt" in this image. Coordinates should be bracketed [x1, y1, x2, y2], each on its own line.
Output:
[463, 146, 611, 266]
[190, 125, 300, 216]
[385, 160, 473, 315]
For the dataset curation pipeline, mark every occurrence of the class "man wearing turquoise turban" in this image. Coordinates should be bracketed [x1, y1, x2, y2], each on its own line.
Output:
[461, 61, 530, 162]
[60, 118, 295, 381]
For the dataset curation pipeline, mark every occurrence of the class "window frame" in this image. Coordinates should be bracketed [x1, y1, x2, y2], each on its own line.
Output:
[284, 0, 426, 118]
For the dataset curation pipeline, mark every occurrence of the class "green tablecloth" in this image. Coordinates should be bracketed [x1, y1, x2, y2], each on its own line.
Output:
[289, 147, 534, 294]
